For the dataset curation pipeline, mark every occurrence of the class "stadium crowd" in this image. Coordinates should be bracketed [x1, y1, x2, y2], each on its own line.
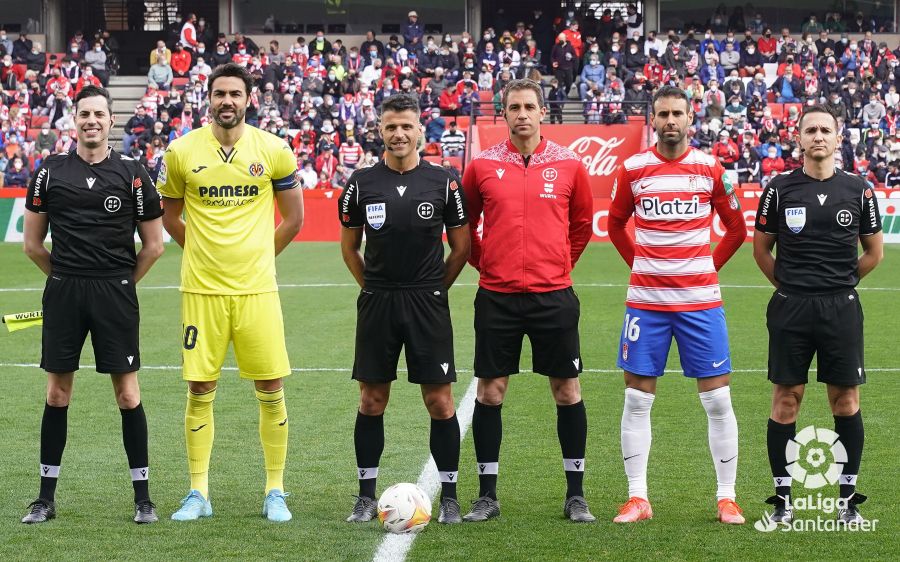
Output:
[2, 6, 900, 189]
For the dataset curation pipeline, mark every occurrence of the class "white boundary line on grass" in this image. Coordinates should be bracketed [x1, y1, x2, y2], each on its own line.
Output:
[4, 283, 900, 293]
[371, 376, 478, 562]
[1, 363, 899, 374]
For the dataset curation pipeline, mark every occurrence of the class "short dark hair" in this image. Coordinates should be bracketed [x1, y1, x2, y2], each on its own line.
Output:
[380, 93, 421, 117]
[207, 62, 253, 97]
[799, 104, 839, 130]
[501, 78, 545, 109]
[74, 84, 113, 112]
[651, 85, 692, 114]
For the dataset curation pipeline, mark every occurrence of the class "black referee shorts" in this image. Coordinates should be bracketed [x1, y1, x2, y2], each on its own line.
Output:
[41, 274, 141, 375]
[766, 288, 865, 386]
[352, 288, 457, 384]
[474, 287, 583, 379]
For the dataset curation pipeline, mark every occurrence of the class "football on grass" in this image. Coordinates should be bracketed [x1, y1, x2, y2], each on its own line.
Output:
[377, 483, 431, 534]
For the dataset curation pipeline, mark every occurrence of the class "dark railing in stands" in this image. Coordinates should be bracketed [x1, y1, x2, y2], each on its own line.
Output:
[459, 99, 652, 174]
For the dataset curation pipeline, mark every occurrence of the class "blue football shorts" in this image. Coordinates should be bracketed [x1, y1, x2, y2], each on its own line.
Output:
[616, 305, 731, 378]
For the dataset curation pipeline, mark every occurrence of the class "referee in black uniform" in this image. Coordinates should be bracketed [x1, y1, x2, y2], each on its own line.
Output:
[21, 85, 164, 524]
[754, 104, 883, 525]
[339, 94, 471, 524]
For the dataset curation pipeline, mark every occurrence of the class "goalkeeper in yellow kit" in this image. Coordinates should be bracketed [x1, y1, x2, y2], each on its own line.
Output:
[157, 63, 304, 522]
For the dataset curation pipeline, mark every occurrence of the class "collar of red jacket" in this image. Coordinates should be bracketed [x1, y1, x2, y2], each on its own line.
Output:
[504, 136, 547, 156]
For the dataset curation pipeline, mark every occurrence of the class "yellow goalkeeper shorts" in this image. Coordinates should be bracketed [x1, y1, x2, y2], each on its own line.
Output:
[181, 291, 291, 381]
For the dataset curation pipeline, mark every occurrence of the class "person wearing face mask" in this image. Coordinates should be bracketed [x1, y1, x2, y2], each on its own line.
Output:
[0, 29, 13, 56]
[771, 66, 802, 103]
[579, 53, 605, 100]
[170, 42, 191, 77]
[210, 42, 230, 67]
[323, 69, 342, 98]
[551, 33, 577, 97]
[624, 38, 647, 74]
[760, 146, 785, 180]
[361, 30, 385, 64]
[476, 29, 497, 60]
[229, 32, 259, 57]
[757, 28, 777, 63]
[3, 156, 29, 186]
[12, 31, 32, 63]
[147, 55, 173, 90]
[739, 40, 763, 77]
[735, 147, 760, 183]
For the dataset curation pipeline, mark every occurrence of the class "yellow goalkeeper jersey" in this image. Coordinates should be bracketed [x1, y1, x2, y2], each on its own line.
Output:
[157, 125, 299, 295]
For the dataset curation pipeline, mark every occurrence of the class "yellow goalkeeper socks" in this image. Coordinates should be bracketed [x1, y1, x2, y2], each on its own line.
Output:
[185, 387, 216, 498]
[256, 387, 288, 493]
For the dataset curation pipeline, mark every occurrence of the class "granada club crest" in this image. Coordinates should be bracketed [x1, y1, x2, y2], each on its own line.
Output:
[248, 162, 265, 177]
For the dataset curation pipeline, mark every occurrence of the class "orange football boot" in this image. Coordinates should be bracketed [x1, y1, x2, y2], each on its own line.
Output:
[717, 498, 746, 524]
[613, 496, 653, 523]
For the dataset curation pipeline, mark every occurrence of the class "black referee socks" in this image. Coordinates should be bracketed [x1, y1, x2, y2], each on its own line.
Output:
[430, 415, 460, 500]
[39, 403, 68, 502]
[557, 401, 587, 499]
[472, 400, 502, 500]
[120, 403, 150, 503]
[354, 411, 384, 499]
[767, 418, 795, 499]
[834, 410, 864, 499]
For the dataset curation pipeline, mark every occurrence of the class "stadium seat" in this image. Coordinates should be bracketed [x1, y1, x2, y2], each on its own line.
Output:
[740, 182, 761, 190]
[766, 91, 775, 103]
[172, 77, 190, 90]
[478, 90, 493, 103]
[783, 103, 802, 118]
[420, 77, 431, 91]
[26, 128, 39, 141]
[424, 155, 442, 165]
[454, 116, 470, 130]
[30, 115, 49, 127]
[769, 104, 784, 121]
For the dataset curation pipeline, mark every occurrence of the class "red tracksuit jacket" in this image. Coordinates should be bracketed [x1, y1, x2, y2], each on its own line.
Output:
[462, 138, 594, 293]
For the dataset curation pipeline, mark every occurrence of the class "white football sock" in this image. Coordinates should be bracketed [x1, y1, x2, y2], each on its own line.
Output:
[621, 387, 655, 500]
[700, 385, 739, 501]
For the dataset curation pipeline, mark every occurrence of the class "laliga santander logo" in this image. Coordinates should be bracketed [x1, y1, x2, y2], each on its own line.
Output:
[786, 425, 847, 489]
[567, 136, 626, 177]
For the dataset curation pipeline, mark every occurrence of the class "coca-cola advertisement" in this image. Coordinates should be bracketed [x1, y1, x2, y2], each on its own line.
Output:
[474, 123, 646, 197]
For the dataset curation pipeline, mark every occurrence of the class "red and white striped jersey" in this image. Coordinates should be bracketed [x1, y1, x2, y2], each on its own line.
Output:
[609, 146, 744, 312]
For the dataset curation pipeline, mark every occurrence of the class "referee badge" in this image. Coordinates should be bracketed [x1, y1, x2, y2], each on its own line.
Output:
[785, 207, 806, 233]
[366, 203, 386, 230]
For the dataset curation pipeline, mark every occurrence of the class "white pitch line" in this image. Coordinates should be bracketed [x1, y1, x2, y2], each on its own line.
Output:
[1, 363, 899, 374]
[4, 283, 900, 293]
[371, 376, 478, 562]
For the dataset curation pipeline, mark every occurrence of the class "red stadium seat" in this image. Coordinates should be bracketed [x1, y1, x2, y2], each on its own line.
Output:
[424, 155, 442, 165]
[769, 103, 784, 121]
[478, 90, 493, 103]
[420, 77, 431, 91]
[172, 77, 190, 90]
[30, 115, 49, 127]
[766, 91, 775, 103]
[445, 156, 462, 170]
[26, 128, 40, 141]
[454, 116, 471, 130]
[783, 103, 802, 118]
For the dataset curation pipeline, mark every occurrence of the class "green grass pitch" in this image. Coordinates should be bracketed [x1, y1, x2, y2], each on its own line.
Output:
[0, 242, 897, 561]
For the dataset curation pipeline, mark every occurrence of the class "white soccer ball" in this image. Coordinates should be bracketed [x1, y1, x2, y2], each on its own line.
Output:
[377, 483, 432, 534]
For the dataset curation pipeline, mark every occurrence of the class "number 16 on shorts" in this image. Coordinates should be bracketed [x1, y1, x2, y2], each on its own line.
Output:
[621, 313, 640, 362]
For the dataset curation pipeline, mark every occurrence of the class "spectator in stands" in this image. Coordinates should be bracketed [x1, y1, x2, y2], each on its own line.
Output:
[551, 33, 577, 97]
[34, 123, 56, 153]
[713, 129, 739, 169]
[772, 66, 802, 103]
[309, 31, 331, 57]
[196, 17, 214, 50]
[147, 56, 173, 90]
[123, 105, 154, 153]
[338, 135, 363, 169]
[13, 32, 32, 63]
[700, 59, 725, 86]
[0, 30, 12, 56]
[761, 145, 785, 176]
[579, 53, 605, 100]
[863, 93, 886, 127]
[231, 32, 259, 56]
[4, 156, 28, 187]
[211, 43, 230, 67]
[885, 161, 900, 188]
[783, 146, 803, 171]
[180, 13, 199, 52]
[53, 129, 74, 153]
[735, 146, 760, 183]
[298, 160, 317, 189]
[84, 41, 108, 85]
[24, 41, 44, 75]
[401, 11, 424, 53]
[720, 42, 739, 74]
[757, 28, 776, 62]
[170, 43, 191, 77]
[150, 40, 170, 66]
[546, 77, 566, 124]
[425, 107, 446, 142]
[46, 89, 72, 130]
[361, 30, 385, 64]
[440, 120, 466, 157]
[624, 77, 650, 115]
